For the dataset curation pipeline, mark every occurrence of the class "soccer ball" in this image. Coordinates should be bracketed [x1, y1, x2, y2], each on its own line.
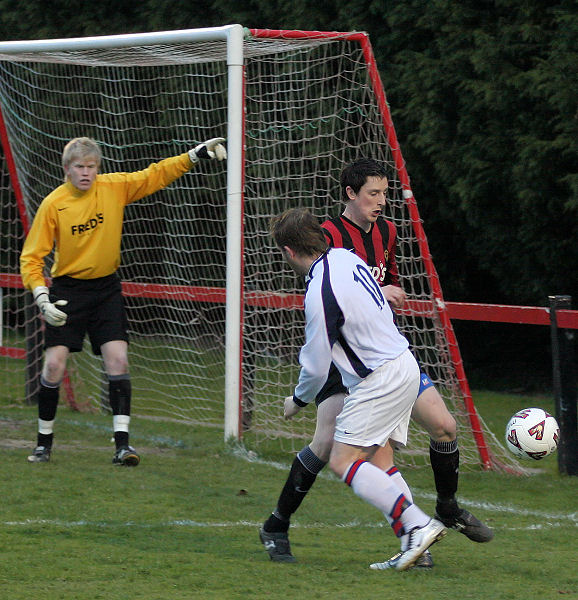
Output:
[505, 407, 560, 460]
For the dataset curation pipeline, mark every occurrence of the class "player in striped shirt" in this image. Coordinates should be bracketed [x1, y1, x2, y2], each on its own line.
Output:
[20, 136, 226, 466]
[260, 158, 492, 569]
[263, 207, 447, 571]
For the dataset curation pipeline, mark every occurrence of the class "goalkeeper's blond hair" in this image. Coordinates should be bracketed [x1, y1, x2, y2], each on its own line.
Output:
[62, 137, 102, 171]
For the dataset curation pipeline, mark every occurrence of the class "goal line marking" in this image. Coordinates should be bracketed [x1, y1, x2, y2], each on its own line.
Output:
[231, 445, 578, 525]
[15, 419, 574, 527]
[3, 517, 575, 531]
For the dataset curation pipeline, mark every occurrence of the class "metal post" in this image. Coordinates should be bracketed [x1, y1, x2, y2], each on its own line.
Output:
[549, 295, 578, 475]
[24, 301, 43, 404]
[223, 24, 245, 442]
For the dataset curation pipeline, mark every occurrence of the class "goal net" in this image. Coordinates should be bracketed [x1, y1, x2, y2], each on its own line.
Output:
[0, 26, 521, 472]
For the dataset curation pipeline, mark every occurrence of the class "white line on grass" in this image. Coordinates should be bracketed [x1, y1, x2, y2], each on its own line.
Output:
[2, 517, 576, 531]
[230, 445, 578, 526]
[25, 423, 575, 529]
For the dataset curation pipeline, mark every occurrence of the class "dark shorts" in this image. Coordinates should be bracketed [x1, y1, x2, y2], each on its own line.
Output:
[315, 363, 434, 407]
[315, 363, 347, 406]
[418, 371, 435, 395]
[44, 273, 128, 355]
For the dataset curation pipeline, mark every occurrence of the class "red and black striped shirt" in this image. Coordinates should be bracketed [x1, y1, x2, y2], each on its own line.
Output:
[321, 215, 400, 287]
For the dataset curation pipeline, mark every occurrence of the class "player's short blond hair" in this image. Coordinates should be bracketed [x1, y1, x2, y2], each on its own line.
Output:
[61, 137, 102, 170]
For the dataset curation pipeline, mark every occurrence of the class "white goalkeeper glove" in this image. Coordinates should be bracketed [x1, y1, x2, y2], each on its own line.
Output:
[188, 137, 227, 164]
[33, 286, 68, 327]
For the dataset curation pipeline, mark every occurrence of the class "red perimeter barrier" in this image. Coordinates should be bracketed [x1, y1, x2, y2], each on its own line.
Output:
[3, 275, 575, 470]
[2, 273, 577, 329]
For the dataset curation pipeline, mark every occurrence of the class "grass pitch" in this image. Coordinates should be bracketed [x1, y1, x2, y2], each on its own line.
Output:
[0, 390, 576, 600]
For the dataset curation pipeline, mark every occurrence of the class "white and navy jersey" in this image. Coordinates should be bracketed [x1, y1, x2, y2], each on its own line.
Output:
[294, 247, 409, 405]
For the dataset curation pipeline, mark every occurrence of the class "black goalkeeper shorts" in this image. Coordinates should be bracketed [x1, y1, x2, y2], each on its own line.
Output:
[44, 273, 128, 355]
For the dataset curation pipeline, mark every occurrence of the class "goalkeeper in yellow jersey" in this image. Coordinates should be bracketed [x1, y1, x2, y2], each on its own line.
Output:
[20, 136, 227, 465]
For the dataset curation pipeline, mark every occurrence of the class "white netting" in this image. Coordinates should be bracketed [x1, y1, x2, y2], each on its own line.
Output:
[0, 30, 519, 471]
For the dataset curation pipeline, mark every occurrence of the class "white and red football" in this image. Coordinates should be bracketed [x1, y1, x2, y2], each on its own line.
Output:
[505, 407, 560, 460]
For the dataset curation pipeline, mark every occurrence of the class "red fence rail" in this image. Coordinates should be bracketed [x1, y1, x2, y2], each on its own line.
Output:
[2, 273, 577, 329]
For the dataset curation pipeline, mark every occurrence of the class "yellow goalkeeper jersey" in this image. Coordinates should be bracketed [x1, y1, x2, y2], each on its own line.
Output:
[20, 152, 193, 290]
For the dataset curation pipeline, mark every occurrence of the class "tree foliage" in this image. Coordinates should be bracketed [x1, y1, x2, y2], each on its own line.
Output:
[379, 0, 578, 304]
[0, 0, 576, 305]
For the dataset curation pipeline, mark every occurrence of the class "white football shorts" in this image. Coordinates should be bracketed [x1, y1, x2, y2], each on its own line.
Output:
[334, 348, 420, 448]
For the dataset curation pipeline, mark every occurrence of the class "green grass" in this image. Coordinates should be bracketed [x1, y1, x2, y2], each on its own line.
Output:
[0, 390, 576, 600]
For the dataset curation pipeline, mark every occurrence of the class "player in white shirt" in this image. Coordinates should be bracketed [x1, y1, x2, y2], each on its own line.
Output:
[267, 207, 447, 571]
[260, 158, 492, 569]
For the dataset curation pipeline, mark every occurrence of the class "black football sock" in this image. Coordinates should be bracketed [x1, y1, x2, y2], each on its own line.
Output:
[108, 374, 131, 449]
[429, 438, 460, 515]
[37, 432, 54, 448]
[114, 431, 129, 448]
[263, 445, 326, 533]
[37, 377, 59, 448]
